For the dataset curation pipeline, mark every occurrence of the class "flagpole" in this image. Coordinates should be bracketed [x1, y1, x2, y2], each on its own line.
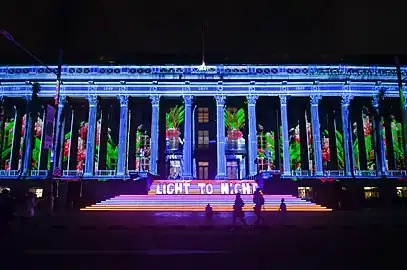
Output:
[49, 49, 63, 213]
[395, 56, 407, 170]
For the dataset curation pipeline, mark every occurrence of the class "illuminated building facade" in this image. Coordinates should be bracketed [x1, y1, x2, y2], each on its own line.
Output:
[0, 64, 407, 186]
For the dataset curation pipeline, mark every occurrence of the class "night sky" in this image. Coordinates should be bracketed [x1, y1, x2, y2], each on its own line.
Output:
[1, 0, 406, 65]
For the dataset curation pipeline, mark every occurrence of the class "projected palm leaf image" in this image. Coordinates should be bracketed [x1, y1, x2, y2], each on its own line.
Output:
[166, 105, 184, 150]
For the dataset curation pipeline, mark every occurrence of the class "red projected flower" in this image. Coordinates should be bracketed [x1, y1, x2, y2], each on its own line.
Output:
[64, 139, 71, 158]
[79, 122, 88, 140]
[21, 115, 26, 137]
[228, 129, 243, 140]
[166, 128, 180, 139]
[34, 119, 43, 138]
[322, 137, 330, 161]
[363, 119, 372, 136]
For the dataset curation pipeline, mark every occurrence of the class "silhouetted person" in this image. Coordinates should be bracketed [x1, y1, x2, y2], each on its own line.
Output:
[279, 198, 287, 213]
[253, 188, 265, 225]
[205, 203, 213, 223]
[26, 191, 36, 217]
[0, 189, 15, 232]
[233, 193, 246, 225]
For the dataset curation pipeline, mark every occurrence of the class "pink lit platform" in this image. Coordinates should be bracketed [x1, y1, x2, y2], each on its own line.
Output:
[81, 180, 331, 212]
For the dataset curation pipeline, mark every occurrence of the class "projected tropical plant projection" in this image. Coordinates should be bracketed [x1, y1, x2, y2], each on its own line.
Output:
[135, 125, 150, 171]
[31, 116, 44, 170]
[94, 118, 101, 171]
[224, 108, 245, 151]
[166, 105, 184, 150]
[105, 125, 118, 170]
[391, 119, 405, 168]
[289, 124, 301, 170]
[76, 121, 88, 171]
[18, 114, 26, 171]
[1, 115, 14, 170]
[257, 128, 276, 171]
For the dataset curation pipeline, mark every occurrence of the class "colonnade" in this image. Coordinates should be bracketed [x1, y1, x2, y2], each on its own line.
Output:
[0, 92, 393, 178]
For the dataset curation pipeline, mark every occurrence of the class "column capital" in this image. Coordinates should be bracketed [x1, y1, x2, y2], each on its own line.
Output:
[149, 95, 161, 106]
[23, 95, 32, 103]
[86, 95, 98, 107]
[183, 95, 194, 106]
[372, 95, 379, 109]
[214, 95, 226, 105]
[341, 95, 354, 107]
[117, 95, 129, 107]
[58, 95, 67, 108]
[310, 95, 322, 105]
[279, 95, 289, 105]
[247, 95, 258, 105]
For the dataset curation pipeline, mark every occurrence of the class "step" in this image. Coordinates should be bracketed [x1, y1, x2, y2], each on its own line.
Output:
[81, 194, 331, 212]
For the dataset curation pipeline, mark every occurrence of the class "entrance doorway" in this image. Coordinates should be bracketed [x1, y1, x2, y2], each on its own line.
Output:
[227, 160, 239, 179]
[168, 159, 182, 179]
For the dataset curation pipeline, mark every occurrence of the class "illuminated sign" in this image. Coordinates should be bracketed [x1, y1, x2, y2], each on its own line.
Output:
[154, 180, 258, 195]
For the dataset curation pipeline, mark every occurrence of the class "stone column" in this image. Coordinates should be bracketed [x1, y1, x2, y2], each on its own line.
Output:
[182, 95, 193, 179]
[372, 95, 386, 176]
[84, 95, 98, 176]
[149, 95, 160, 175]
[341, 95, 353, 176]
[53, 95, 66, 173]
[117, 95, 129, 176]
[310, 95, 324, 176]
[22, 95, 33, 175]
[0, 96, 3, 161]
[215, 95, 227, 179]
[279, 95, 291, 176]
[247, 95, 258, 176]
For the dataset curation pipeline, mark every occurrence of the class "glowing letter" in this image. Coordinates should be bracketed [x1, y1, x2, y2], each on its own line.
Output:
[198, 183, 206, 194]
[234, 183, 242, 194]
[174, 183, 183, 194]
[252, 183, 258, 194]
[183, 183, 190, 194]
[156, 184, 163, 195]
[241, 183, 251, 194]
[167, 183, 175, 194]
[221, 183, 229, 194]
[229, 183, 235, 195]
[206, 184, 213, 194]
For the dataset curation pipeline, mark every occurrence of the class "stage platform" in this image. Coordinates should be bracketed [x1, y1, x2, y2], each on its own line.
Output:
[81, 180, 331, 212]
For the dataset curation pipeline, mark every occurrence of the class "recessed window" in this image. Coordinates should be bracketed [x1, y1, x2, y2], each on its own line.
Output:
[364, 187, 379, 199]
[198, 130, 209, 148]
[198, 107, 209, 123]
[198, 161, 209, 179]
[396, 187, 407, 198]
[298, 187, 313, 200]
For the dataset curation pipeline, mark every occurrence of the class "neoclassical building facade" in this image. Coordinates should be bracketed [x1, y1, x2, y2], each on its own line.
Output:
[0, 64, 407, 181]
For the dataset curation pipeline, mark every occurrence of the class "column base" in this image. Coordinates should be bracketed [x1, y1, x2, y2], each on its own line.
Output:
[215, 174, 227, 180]
[315, 172, 324, 177]
[83, 172, 93, 177]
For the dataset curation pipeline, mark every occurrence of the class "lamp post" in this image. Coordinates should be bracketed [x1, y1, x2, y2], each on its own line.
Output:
[1, 30, 63, 212]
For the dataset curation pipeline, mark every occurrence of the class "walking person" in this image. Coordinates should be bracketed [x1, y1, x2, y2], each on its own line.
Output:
[232, 193, 247, 226]
[26, 191, 36, 217]
[253, 188, 265, 225]
[0, 189, 15, 234]
[278, 198, 287, 224]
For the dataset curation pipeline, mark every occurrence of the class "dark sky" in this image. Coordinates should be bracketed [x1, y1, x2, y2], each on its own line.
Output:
[1, 0, 406, 65]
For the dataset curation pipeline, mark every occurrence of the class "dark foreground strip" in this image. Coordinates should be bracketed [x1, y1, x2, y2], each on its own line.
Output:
[24, 249, 229, 255]
[20, 224, 407, 231]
